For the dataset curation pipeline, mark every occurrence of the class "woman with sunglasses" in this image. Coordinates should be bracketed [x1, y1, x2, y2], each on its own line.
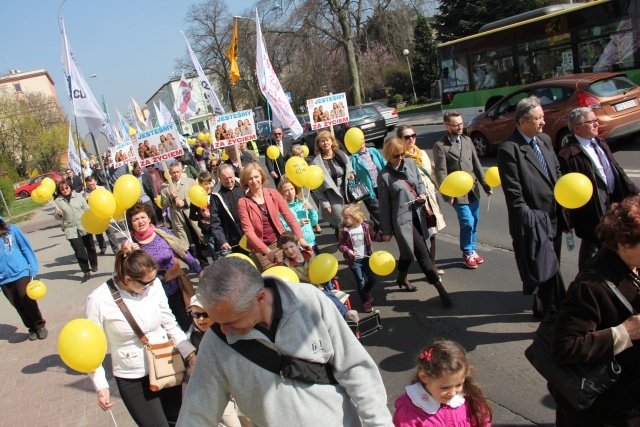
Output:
[377, 138, 452, 306]
[398, 126, 446, 275]
[85, 248, 197, 426]
[124, 203, 202, 332]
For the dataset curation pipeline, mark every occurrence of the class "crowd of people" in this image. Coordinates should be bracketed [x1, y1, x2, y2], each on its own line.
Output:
[5, 100, 640, 426]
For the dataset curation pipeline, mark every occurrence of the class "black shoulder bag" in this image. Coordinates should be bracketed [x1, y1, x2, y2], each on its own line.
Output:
[211, 324, 338, 385]
[524, 269, 635, 411]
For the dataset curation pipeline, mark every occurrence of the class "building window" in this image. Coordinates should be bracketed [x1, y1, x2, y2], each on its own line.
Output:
[192, 121, 206, 133]
[13, 83, 22, 93]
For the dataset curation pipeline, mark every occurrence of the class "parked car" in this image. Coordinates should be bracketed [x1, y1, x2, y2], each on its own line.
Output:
[361, 102, 399, 131]
[14, 172, 63, 199]
[336, 105, 388, 147]
[255, 120, 294, 153]
[466, 72, 640, 157]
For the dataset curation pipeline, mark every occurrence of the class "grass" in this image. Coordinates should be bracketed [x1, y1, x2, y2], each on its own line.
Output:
[6, 198, 43, 223]
[397, 102, 442, 115]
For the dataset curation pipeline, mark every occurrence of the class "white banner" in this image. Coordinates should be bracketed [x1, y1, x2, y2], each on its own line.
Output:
[67, 126, 82, 175]
[136, 123, 184, 167]
[177, 71, 199, 122]
[182, 32, 225, 116]
[159, 100, 174, 127]
[153, 102, 165, 126]
[306, 93, 349, 130]
[110, 140, 139, 169]
[212, 109, 257, 149]
[255, 9, 302, 139]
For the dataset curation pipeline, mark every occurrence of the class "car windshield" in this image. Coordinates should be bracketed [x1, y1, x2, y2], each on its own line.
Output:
[587, 76, 638, 97]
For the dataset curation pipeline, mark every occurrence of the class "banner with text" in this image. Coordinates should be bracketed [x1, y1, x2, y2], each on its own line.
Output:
[136, 123, 184, 167]
[109, 140, 140, 169]
[306, 93, 349, 130]
[213, 109, 257, 149]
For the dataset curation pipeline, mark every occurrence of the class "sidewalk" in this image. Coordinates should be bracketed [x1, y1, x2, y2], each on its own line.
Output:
[0, 206, 136, 427]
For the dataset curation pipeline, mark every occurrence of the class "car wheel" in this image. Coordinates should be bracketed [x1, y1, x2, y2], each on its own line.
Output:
[387, 125, 395, 132]
[19, 191, 29, 199]
[471, 132, 491, 158]
[555, 128, 571, 151]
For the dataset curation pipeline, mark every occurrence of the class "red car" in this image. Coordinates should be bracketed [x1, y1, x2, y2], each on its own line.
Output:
[14, 172, 63, 199]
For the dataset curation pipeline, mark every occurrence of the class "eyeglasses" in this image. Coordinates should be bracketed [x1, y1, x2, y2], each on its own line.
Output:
[393, 153, 405, 159]
[273, 133, 282, 136]
[133, 275, 158, 288]
[190, 312, 210, 319]
[446, 123, 464, 128]
[579, 119, 599, 126]
[402, 134, 417, 140]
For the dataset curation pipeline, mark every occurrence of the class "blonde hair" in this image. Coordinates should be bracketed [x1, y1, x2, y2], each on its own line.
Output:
[315, 130, 340, 154]
[382, 137, 405, 162]
[341, 204, 365, 226]
[277, 177, 303, 201]
[290, 145, 305, 158]
[239, 163, 269, 191]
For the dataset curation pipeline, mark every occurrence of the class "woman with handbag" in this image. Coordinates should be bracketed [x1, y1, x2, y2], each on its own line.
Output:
[237, 163, 312, 271]
[124, 203, 202, 332]
[85, 248, 197, 426]
[551, 195, 640, 426]
[398, 126, 446, 275]
[377, 138, 452, 306]
[312, 131, 355, 237]
[351, 139, 386, 229]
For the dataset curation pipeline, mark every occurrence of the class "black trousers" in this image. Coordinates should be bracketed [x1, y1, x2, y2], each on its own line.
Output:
[167, 290, 191, 333]
[397, 220, 440, 285]
[68, 233, 98, 273]
[534, 231, 566, 317]
[95, 226, 118, 253]
[115, 375, 182, 427]
[2, 275, 46, 332]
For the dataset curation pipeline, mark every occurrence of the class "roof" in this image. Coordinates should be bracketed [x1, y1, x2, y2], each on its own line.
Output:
[0, 69, 55, 86]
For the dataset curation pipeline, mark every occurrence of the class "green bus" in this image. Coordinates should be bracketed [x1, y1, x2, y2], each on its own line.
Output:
[437, 0, 639, 122]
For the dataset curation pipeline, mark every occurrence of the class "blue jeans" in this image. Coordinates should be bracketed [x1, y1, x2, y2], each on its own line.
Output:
[321, 287, 349, 317]
[351, 258, 379, 304]
[452, 199, 480, 255]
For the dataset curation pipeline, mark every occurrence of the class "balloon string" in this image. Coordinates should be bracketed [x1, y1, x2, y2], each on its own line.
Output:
[487, 195, 491, 212]
[121, 211, 133, 242]
[98, 390, 118, 427]
[275, 161, 281, 177]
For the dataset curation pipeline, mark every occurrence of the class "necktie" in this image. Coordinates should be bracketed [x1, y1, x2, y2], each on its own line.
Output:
[530, 137, 551, 179]
[590, 140, 615, 194]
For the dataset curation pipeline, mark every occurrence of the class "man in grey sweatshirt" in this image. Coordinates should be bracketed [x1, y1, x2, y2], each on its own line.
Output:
[178, 257, 393, 427]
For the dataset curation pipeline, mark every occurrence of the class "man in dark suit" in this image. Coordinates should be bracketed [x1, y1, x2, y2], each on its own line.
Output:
[497, 96, 568, 318]
[132, 162, 157, 213]
[210, 164, 246, 257]
[558, 107, 639, 268]
[65, 168, 83, 193]
[433, 110, 492, 269]
[265, 126, 292, 187]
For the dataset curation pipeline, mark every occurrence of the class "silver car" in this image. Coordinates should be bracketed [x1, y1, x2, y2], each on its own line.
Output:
[362, 102, 399, 131]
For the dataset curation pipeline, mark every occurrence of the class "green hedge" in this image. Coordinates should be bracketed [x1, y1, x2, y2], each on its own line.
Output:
[0, 178, 15, 216]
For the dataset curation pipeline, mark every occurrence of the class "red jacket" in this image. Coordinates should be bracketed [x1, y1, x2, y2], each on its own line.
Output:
[238, 188, 304, 255]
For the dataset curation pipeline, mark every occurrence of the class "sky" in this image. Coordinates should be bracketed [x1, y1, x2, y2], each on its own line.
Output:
[1, 0, 256, 129]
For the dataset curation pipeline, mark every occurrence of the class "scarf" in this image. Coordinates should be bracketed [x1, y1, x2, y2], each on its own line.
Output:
[404, 145, 424, 168]
[132, 223, 155, 241]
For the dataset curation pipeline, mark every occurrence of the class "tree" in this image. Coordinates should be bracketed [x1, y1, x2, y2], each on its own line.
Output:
[412, 16, 438, 98]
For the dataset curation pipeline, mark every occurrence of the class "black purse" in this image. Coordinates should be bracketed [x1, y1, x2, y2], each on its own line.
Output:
[347, 179, 370, 203]
[524, 270, 635, 411]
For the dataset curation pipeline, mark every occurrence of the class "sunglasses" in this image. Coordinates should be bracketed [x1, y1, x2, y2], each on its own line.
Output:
[190, 312, 209, 319]
[402, 134, 417, 140]
[134, 277, 156, 288]
[393, 153, 405, 159]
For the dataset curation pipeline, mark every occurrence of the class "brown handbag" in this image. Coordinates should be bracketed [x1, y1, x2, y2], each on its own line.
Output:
[400, 179, 437, 228]
[106, 279, 185, 391]
[161, 258, 195, 308]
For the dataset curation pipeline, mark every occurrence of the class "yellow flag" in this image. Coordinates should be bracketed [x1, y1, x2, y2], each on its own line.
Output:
[226, 18, 240, 85]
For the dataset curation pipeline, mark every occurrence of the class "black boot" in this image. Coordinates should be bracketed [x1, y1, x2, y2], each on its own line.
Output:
[433, 281, 453, 307]
[396, 271, 417, 292]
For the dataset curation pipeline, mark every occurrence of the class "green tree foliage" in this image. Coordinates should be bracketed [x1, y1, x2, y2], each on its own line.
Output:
[0, 178, 14, 215]
[412, 16, 438, 98]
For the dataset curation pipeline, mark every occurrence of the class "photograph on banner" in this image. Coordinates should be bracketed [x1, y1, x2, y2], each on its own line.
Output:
[213, 109, 257, 149]
[306, 93, 349, 130]
[110, 140, 140, 169]
[136, 123, 184, 167]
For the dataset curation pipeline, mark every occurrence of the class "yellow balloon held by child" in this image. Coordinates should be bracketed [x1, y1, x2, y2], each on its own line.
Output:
[484, 166, 501, 188]
[285, 157, 309, 187]
[262, 266, 300, 283]
[266, 145, 280, 160]
[58, 319, 108, 373]
[188, 185, 209, 208]
[301, 145, 310, 158]
[369, 251, 396, 276]
[26, 280, 47, 300]
[439, 171, 474, 198]
[309, 253, 338, 284]
[554, 172, 593, 209]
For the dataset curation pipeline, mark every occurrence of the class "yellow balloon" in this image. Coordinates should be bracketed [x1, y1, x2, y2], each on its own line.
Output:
[305, 165, 324, 190]
[484, 166, 501, 188]
[40, 177, 56, 193]
[38, 184, 55, 200]
[88, 188, 117, 220]
[113, 174, 142, 210]
[554, 172, 593, 209]
[81, 210, 110, 234]
[369, 251, 396, 276]
[188, 138, 196, 145]
[155, 195, 162, 209]
[112, 202, 126, 221]
[196, 147, 204, 155]
[285, 157, 309, 187]
[344, 127, 365, 154]
[301, 145, 310, 158]
[239, 235, 250, 252]
[198, 132, 205, 141]
[58, 319, 107, 373]
[309, 253, 338, 284]
[188, 185, 208, 208]
[262, 266, 300, 283]
[266, 145, 280, 160]
[31, 186, 48, 203]
[440, 171, 474, 198]
[129, 127, 137, 135]
[226, 252, 257, 268]
[221, 150, 229, 160]
[26, 280, 47, 300]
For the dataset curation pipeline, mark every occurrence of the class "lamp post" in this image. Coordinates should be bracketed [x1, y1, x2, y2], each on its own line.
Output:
[403, 49, 418, 103]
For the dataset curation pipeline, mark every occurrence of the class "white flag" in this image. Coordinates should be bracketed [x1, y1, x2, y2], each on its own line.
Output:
[126, 103, 142, 134]
[60, 20, 111, 141]
[255, 9, 302, 139]
[159, 100, 174, 126]
[182, 32, 225, 116]
[116, 109, 132, 142]
[67, 126, 82, 175]
[177, 71, 199, 122]
[154, 102, 165, 126]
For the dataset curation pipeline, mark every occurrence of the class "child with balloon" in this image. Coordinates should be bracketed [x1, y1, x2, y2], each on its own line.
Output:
[0, 216, 48, 341]
[277, 177, 320, 254]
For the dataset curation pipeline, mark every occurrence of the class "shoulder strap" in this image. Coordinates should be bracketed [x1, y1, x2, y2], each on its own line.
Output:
[106, 279, 149, 346]
[580, 269, 637, 316]
[400, 179, 418, 198]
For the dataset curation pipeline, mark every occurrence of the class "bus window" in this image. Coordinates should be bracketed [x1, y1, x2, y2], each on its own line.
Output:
[472, 47, 514, 90]
[578, 18, 637, 72]
[441, 58, 469, 92]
